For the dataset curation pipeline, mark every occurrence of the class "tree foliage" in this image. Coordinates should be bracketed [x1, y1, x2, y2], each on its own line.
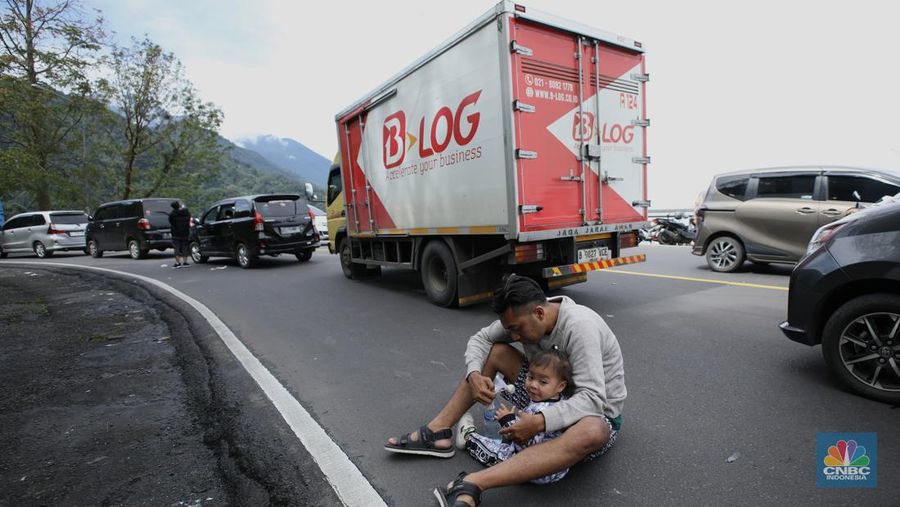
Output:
[0, 0, 105, 209]
[103, 37, 224, 201]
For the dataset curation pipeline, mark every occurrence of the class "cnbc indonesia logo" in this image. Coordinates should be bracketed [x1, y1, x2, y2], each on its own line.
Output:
[818, 434, 876, 488]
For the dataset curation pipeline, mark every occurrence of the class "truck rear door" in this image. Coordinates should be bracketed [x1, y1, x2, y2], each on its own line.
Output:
[510, 18, 647, 233]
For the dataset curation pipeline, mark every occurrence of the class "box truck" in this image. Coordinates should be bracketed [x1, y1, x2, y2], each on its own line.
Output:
[327, 1, 649, 306]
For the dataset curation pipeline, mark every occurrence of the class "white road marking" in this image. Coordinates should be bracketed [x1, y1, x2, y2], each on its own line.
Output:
[2, 262, 385, 506]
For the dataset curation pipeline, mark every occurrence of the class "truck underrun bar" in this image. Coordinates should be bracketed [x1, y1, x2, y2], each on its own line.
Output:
[543, 254, 646, 278]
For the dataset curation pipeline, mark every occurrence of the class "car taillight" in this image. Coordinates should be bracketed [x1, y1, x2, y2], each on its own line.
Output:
[137, 218, 150, 230]
[47, 224, 65, 235]
[619, 232, 638, 249]
[254, 211, 265, 232]
[807, 222, 846, 255]
[512, 242, 545, 264]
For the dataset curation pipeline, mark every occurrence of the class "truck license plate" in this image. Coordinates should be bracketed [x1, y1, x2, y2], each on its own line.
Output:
[281, 226, 301, 235]
[577, 246, 611, 264]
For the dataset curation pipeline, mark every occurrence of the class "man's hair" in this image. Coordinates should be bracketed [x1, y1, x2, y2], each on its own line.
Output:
[491, 274, 546, 314]
[531, 348, 574, 397]
[170, 201, 181, 210]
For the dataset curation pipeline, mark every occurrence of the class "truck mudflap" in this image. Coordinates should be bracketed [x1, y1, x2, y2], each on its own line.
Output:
[543, 254, 646, 279]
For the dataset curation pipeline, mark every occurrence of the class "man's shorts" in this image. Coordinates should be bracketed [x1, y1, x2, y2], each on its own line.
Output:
[172, 238, 190, 257]
[499, 359, 620, 462]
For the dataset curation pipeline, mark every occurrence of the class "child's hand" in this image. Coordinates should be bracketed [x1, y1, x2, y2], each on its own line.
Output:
[495, 403, 515, 420]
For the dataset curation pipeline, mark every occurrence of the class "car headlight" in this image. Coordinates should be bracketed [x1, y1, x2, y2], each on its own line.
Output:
[807, 222, 846, 255]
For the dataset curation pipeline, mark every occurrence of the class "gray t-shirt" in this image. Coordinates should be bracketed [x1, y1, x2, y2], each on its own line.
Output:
[464, 296, 626, 433]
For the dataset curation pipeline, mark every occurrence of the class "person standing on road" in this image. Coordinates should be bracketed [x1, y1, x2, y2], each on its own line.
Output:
[168, 201, 192, 269]
[384, 274, 626, 506]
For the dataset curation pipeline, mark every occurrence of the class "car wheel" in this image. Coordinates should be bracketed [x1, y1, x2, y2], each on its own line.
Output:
[296, 249, 313, 262]
[421, 240, 458, 307]
[128, 239, 148, 259]
[33, 242, 52, 258]
[236, 243, 255, 269]
[88, 240, 103, 258]
[706, 236, 745, 273]
[190, 242, 208, 263]
[339, 238, 366, 279]
[822, 294, 900, 405]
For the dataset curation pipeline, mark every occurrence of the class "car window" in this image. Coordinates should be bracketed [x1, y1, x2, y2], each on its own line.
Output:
[255, 196, 303, 218]
[104, 204, 125, 220]
[235, 199, 252, 218]
[30, 214, 47, 226]
[143, 200, 176, 227]
[3, 216, 26, 230]
[715, 175, 749, 200]
[93, 207, 109, 221]
[217, 203, 236, 221]
[202, 206, 219, 224]
[327, 168, 343, 206]
[827, 176, 900, 203]
[756, 175, 816, 200]
[50, 212, 89, 224]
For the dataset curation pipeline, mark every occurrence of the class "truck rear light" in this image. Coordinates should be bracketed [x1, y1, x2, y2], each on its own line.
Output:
[254, 211, 265, 232]
[513, 243, 545, 264]
[47, 224, 65, 235]
[619, 232, 638, 249]
[137, 218, 150, 230]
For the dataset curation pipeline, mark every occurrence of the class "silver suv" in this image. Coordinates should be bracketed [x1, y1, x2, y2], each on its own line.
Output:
[692, 166, 900, 272]
[0, 211, 90, 258]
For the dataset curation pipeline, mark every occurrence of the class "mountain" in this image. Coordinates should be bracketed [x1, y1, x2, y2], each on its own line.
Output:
[237, 135, 331, 187]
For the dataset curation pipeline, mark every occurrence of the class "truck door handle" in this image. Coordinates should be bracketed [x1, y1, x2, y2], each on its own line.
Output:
[795, 207, 815, 214]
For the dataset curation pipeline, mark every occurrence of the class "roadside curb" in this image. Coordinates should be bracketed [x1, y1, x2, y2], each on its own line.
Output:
[1, 262, 385, 507]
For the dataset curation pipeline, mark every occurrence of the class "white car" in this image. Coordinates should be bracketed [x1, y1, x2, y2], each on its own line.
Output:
[307, 204, 328, 240]
[1, 210, 90, 258]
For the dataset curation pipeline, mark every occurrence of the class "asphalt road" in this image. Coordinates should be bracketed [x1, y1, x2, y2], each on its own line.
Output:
[2, 244, 897, 505]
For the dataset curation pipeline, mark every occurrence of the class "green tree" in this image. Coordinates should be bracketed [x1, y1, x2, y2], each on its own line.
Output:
[104, 37, 223, 201]
[0, 0, 105, 209]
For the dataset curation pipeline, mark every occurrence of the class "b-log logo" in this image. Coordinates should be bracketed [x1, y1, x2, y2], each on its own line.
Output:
[382, 90, 483, 169]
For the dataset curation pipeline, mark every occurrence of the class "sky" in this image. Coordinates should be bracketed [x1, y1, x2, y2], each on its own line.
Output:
[88, 0, 900, 209]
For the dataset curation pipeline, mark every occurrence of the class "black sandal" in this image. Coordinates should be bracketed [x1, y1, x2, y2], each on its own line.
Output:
[384, 424, 455, 458]
[433, 472, 482, 507]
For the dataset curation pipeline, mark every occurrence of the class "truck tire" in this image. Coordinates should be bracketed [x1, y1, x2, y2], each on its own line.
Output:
[421, 240, 458, 307]
[339, 238, 367, 279]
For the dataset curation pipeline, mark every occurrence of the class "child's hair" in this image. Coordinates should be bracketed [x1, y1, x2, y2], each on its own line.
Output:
[531, 347, 575, 397]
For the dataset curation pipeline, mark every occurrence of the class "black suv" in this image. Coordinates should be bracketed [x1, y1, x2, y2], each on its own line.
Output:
[190, 194, 319, 268]
[780, 199, 900, 404]
[86, 198, 180, 259]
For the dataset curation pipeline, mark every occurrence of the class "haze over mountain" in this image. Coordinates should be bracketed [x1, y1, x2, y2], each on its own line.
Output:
[236, 135, 331, 187]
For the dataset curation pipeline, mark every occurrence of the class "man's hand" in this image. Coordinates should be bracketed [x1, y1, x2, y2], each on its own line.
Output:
[495, 403, 515, 420]
[466, 372, 495, 405]
[499, 412, 545, 444]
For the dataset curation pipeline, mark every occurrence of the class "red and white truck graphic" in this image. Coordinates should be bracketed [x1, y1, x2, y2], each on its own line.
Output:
[327, 1, 649, 307]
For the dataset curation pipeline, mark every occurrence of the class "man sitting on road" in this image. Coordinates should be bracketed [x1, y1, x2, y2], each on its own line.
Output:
[384, 274, 626, 506]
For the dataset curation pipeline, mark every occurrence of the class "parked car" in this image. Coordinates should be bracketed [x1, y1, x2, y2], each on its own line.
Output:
[780, 199, 900, 404]
[308, 204, 328, 241]
[0, 210, 90, 258]
[190, 194, 319, 268]
[86, 198, 180, 259]
[693, 166, 900, 272]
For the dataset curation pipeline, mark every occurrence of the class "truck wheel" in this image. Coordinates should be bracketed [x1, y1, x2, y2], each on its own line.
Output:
[822, 294, 900, 405]
[421, 240, 458, 307]
[88, 240, 103, 258]
[339, 238, 366, 279]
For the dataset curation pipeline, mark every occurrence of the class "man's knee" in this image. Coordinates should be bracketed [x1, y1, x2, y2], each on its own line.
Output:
[484, 343, 524, 378]
[568, 416, 610, 456]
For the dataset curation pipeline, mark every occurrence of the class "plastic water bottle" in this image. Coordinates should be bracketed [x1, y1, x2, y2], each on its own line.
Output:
[482, 374, 513, 441]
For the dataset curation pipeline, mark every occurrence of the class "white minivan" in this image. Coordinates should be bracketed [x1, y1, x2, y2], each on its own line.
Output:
[0, 211, 90, 258]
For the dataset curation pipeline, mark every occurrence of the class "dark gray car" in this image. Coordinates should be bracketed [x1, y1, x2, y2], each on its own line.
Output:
[693, 166, 900, 272]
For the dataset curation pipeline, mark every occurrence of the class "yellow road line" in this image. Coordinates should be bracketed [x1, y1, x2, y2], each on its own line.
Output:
[597, 268, 789, 291]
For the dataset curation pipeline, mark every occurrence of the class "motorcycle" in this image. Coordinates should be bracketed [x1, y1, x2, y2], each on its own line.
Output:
[655, 215, 696, 245]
